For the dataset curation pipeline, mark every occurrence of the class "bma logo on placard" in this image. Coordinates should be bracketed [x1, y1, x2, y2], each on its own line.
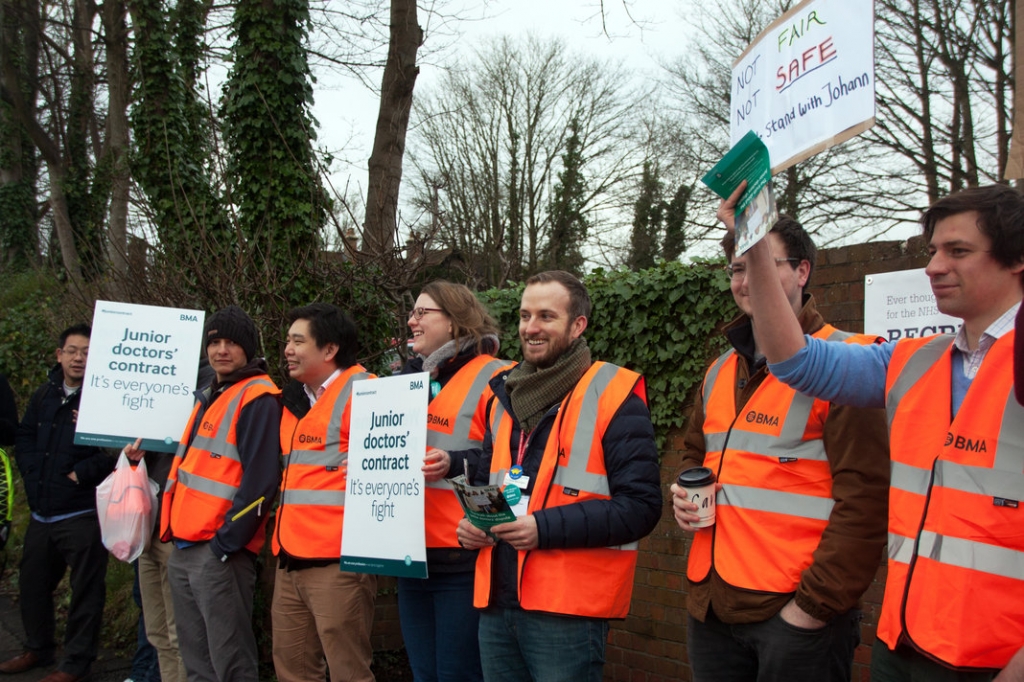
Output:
[410, 380, 423, 390]
[180, 314, 198, 321]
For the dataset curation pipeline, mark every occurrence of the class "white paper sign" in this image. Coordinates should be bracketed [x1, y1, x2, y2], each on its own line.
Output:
[864, 269, 960, 342]
[730, 0, 875, 173]
[341, 373, 429, 578]
[75, 301, 205, 453]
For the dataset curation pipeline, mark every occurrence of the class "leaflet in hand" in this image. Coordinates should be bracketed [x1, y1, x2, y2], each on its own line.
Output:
[701, 130, 778, 255]
[451, 475, 516, 530]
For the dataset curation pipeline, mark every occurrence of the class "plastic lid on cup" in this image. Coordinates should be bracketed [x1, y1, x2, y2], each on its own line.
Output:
[677, 466, 716, 488]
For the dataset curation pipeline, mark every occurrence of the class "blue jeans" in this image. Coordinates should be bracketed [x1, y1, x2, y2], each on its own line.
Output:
[477, 608, 608, 682]
[397, 572, 482, 682]
[687, 608, 862, 682]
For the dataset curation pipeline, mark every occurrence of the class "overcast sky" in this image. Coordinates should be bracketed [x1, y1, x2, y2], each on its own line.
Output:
[312, 0, 694, 199]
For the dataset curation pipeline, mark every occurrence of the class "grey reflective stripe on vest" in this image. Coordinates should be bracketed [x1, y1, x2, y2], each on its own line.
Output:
[427, 359, 506, 453]
[890, 460, 933, 497]
[190, 378, 276, 462]
[718, 483, 835, 520]
[702, 351, 733, 421]
[888, 532, 915, 564]
[933, 459, 1024, 501]
[287, 372, 368, 469]
[550, 363, 623, 497]
[995, 390, 1024, 472]
[886, 336, 954, 426]
[487, 401, 508, 487]
[705, 431, 728, 453]
[177, 468, 239, 501]
[825, 328, 855, 342]
[426, 478, 454, 490]
[917, 530, 1024, 581]
[279, 489, 345, 507]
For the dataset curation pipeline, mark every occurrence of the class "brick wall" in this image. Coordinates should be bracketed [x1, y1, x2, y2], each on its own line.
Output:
[605, 236, 931, 682]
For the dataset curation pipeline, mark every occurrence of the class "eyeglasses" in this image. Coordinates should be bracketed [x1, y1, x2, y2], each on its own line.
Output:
[407, 307, 444, 320]
[60, 346, 89, 358]
[726, 258, 801, 280]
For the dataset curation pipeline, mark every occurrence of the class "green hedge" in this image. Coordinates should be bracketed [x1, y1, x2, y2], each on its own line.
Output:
[479, 260, 735, 445]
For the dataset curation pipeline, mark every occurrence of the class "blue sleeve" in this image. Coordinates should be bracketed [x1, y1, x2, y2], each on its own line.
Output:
[768, 335, 895, 409]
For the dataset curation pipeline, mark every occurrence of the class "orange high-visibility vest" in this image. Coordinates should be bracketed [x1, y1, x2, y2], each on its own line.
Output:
[273, 365, 373, 559]
[687, 325, 880, 593]
[161, 376, 281, 555]
[423, 355, 511, 549]
[879, 333, 1024, 671]
[474, 362, 647, 619]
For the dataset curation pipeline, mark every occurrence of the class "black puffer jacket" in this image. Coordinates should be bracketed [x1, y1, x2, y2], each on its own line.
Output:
[15, 365, 115, 515]
[473, 366, 662, 610]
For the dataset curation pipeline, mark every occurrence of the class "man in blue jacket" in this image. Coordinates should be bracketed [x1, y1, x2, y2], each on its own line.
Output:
[1, 324, 115, 682]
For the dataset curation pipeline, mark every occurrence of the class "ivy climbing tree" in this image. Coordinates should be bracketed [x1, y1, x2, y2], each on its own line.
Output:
[221, 0, 328, 307]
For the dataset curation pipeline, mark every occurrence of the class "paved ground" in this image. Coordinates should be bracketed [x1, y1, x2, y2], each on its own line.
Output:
[0, 593, 132, 682]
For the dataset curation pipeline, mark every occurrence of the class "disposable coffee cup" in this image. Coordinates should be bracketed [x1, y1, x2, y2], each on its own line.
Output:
[677, 467, 717, 528]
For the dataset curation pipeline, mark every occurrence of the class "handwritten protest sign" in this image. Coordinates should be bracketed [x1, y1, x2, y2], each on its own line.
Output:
[864, 269, 960, 342]
[75, 301, 204, 452]
[342, 373, 428, 578]
[730, 0, 875, 173]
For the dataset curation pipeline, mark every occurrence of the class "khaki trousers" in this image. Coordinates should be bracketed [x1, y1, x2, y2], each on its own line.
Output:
[271, 564, 376, 682]
[138, 531, 187, 682]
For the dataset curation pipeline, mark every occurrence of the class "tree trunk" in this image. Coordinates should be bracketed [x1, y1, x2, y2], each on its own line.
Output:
[103, 0, 130, 279]
[364, 0, 421, 259]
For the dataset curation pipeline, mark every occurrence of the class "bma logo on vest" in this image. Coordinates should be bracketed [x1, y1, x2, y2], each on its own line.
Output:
[744, 411, 779, 427]
[427, 414, 449, 428]
[944, 432, 987, 453]
[298, 434, 322, 444]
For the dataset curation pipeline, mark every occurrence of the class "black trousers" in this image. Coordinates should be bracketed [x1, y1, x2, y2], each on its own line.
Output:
[20, 513, 109, 676]
[687, 607, 862, 682]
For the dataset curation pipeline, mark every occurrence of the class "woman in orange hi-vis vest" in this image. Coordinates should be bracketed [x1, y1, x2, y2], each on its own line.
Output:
[399, 281, 512, 682]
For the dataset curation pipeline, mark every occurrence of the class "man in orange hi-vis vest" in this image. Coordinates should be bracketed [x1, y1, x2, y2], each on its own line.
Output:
[671, 217, 890, 682]
[457, 270, 662, 682]
[731, 182, 1024, 682]
[272, 303, 376, 682]
[159, 305, 281, 682]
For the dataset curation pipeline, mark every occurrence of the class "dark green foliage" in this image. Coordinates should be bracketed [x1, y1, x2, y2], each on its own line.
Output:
[546, 117, 588, 276]
[0, 271, 63, 400]
[0, 100, 39, 270]
[220, 0, 327, 306]
[663, 183, 692, 261]
[129, 0, 234, 286]
[627, 161, 663, 271]
[480, 261, 735, 446]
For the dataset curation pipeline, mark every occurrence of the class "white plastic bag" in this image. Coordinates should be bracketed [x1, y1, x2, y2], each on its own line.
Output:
[96, 452, 159, 562]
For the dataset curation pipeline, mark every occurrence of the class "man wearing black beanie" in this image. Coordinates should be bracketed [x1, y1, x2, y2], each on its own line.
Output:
[134, 304, 281, 682]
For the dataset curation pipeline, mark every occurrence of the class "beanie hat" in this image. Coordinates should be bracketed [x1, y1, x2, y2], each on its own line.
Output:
[204, 305, 259, 361]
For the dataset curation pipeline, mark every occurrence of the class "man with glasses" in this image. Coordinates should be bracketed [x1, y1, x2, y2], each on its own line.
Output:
[735, 184, 1024, 680]
[2, 324, 115, 682]
[670, 218, 890, 681]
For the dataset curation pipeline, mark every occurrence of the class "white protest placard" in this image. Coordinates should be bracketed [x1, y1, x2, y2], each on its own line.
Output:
[864, 268, 960, 342]
[342, 373, 429, 578]
[730, 0, 875, 173]
[75, 301, 205, 453]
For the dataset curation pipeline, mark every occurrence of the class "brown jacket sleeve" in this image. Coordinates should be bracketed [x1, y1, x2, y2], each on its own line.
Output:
[679, 380, 708, 475]
[794, 402, 890, 621]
